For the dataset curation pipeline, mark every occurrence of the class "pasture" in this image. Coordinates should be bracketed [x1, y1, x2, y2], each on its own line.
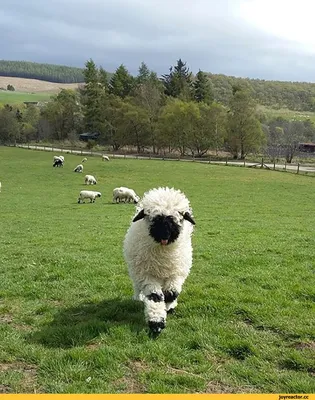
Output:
[0, 147, 314, 394]
[0, 91, 52, 105]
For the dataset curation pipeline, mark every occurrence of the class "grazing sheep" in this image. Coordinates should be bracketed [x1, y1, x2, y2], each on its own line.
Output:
[53, 158, 64, 167]
[82, 157, 88, 163]
[78, 190, 102, 203]
[123, 187, 196, 337]
[74, 164, 83, 173]
[84, 174, 97, 185]
[53, 155, 64, 162]
[113, 187, 140, 203]
[102, 155, 110, 161]
[58, 155, 65, 162]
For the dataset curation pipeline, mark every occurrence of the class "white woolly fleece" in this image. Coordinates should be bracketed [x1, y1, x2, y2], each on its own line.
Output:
[123, 187, 194, 323]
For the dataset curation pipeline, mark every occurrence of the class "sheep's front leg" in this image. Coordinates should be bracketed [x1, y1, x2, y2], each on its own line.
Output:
[163, 276, 186, 313]
[141, 279, 167, 337]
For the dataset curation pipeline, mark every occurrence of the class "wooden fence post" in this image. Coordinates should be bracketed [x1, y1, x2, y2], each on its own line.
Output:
[226, 157, 228, 166]
[284, 162, 287, 171]
[208, 156, 211, 164]
[261, 158, 264, 168]
[243, 159, 246, 167]
[297, 163, 300, 174]
[273, 160, 276, 170]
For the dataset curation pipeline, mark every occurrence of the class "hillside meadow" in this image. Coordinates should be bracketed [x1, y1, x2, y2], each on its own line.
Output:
[0, 147, 314, 394]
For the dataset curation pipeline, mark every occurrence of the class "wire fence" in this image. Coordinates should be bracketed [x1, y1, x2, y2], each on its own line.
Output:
[7, 143, 315, 176]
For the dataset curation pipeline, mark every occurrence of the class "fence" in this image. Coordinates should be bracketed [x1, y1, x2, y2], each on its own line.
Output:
[9, 144, 315, 176]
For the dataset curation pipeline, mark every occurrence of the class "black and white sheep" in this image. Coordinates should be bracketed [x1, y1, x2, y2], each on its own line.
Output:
[78, 190, 102, 203]
[84, 174, 97, 185]
[74, 164, 83, 173]
[82, 157, 88, 163]
[123, 187, 195, 337]
[53, 158, 64, 167]
[113, 187, 139, 203]
[102, 155, 110, 161]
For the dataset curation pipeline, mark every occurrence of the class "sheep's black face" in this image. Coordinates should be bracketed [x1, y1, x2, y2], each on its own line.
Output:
[149, 215, 181, 245]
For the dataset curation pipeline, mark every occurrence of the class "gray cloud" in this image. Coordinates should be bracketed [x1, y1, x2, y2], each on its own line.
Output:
[1, 0, 315, 81]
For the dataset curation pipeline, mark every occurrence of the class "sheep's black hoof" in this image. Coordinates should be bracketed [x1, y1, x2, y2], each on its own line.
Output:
[163, 289, 179, 303]
[148, 320, 165, 338]
[148, 292, 164, 302]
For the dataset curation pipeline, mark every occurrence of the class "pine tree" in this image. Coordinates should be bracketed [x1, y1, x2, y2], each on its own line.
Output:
[98, 66, 109, 91]
[161, 59, 193, 100]
[82, 59, 103, 133]
[109, 64, 134, 98]
[136, 62, 150, 84]
[193, 70, 213, 104]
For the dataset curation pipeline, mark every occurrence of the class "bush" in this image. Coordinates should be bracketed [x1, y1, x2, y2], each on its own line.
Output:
[7, 84, 15, 91]
[86, 139, 96, 149]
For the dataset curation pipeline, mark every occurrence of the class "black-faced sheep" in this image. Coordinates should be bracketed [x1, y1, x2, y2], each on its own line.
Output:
[74, 164, 83, 173]
[123, 187, 195, 337]
[53, 158, 63, 167]
[84, 174, 97, 185]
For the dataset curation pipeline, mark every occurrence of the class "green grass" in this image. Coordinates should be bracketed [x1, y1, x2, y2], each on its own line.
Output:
[0, 147, 314, 394]
[0, 91, 52, 104]
[259, 105, 315, 123]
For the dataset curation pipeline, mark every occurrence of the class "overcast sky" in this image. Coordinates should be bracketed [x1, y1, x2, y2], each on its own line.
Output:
[1, 0, 315, 82]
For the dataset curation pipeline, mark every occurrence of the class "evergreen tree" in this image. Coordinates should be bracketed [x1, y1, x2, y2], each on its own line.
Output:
[136, 62, 150, 84]
[193, 70, 213, 104]
[98, 66, 109, 91]
[109, 64, 134, 98]
[82, 59, 104, 133]
[161, 59, 193, 100]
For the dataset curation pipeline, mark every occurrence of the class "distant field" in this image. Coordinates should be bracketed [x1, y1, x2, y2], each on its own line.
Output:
[0, 91, 53, 104]
[258, 105, 315, 122]
[0, 76, 81, 104]
[0, 76, 79, 93]
[0, 147, 314, 394]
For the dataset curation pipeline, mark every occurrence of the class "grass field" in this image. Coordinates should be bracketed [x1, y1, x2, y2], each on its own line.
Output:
[0, 91, 53, 105]
[0, 147, 314, 394]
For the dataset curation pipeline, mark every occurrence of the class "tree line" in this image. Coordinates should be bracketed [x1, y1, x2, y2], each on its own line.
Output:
[2, 59, 315, 111]
[0, 60, 85, 83]
[1, 58, 315, 163]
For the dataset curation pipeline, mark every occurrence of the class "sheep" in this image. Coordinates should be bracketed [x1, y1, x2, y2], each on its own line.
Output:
[78, 190, 102, 203]
[102, 155, 110, 161]
[113, 187, 140, 204]
[58, 155, 65, 162]
[53, 158, 64, 167]
[74, 164, 83, 173]
[123, 187, 196, 337]
[53, 155, 64, 162]
[82, 157, 88, 163]
[84, 174, 97, 185]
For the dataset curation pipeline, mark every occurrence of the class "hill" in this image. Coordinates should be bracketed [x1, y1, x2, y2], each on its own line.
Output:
[0, 76, 79, 93]
[208, 73, 315, 112]
[0, 60, 85, 83]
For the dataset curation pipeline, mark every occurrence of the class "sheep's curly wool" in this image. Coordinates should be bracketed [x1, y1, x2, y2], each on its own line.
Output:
[123, 187, 195, 336]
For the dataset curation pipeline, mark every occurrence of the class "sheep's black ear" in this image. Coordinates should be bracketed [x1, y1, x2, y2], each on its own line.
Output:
[133, 209, 146, 222]
[183, 212, 195, 225]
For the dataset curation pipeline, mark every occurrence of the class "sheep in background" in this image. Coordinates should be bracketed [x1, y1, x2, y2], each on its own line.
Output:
[53, 158, 64, 167]
[82, 157, 88, 163]
[102, 155, 110, 161]
[58, 155, 65, 162]
[113, 187, 140, 204]
[123, 187, 195, 337]
[78, 190, 102, 203]
[84, 174, 97, 185]
[74, 164, 83, 173]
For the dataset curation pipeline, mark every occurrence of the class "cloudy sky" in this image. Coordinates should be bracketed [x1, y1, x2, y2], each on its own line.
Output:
[1, 0, 315, 82]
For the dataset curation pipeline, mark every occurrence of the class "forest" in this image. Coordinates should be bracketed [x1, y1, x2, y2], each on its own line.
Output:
[1, 58, 315, 163]
[1, 60, 315, 111]
[0, 60, 85, 83]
